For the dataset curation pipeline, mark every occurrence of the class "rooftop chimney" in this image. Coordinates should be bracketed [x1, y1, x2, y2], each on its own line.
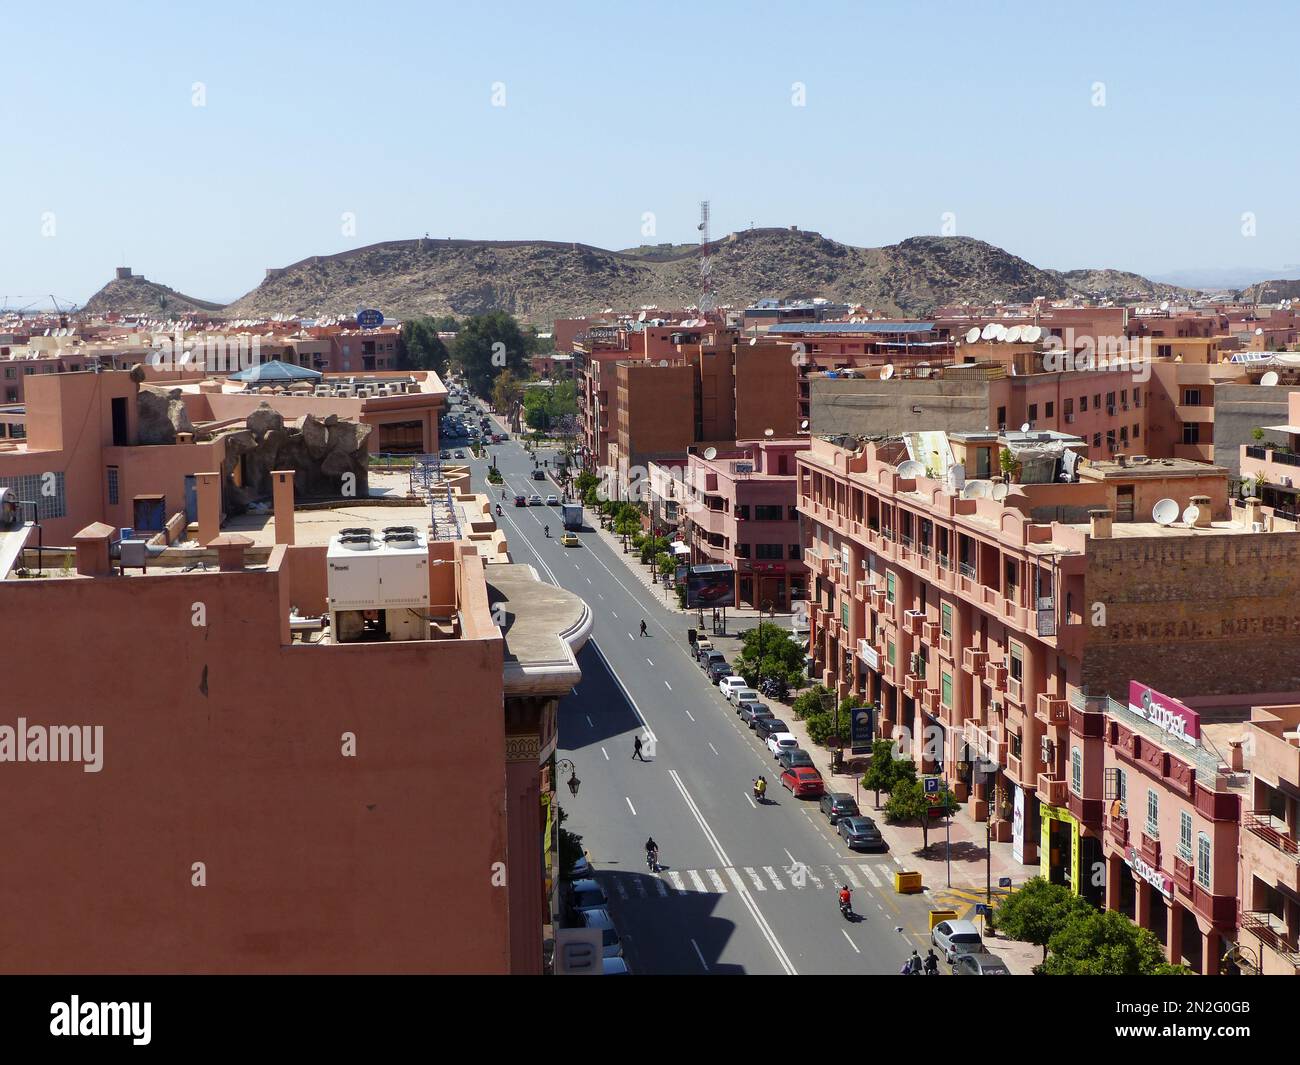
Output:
[208, 533, 253, 572]
[1089, 508, 1113, 539]
[1115, 453, 1128, 467]
[1190, 494, 1212, 528]
[1244, 495, 1264, 529]
[1229, 739, 1245, 772]
[73, 522, 116, 578]
[272, 470, 296, 546]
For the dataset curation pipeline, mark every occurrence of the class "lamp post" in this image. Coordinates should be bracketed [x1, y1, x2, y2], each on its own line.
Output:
[1221, 942, 1261, 976]
[556, 758, 581, 799]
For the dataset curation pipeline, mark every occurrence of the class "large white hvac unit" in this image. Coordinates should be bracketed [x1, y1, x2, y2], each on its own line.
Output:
[327, 526, 431, 642]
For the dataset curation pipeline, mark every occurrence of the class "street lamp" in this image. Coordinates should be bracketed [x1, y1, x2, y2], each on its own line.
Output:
[1221, 942, 1261, 975]
[556, 758, 581, 798]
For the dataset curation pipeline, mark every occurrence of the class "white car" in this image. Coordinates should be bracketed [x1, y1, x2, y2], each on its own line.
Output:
[766, 732, 798, 758]
[719, 676, 748, 701]
[730, 687, 759, 708]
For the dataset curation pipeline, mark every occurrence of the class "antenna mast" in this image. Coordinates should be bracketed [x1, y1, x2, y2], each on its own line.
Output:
[697, 200, 716, 315]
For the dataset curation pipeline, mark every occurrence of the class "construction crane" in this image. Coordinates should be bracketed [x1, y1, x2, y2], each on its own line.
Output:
[696, 200, 716, 315]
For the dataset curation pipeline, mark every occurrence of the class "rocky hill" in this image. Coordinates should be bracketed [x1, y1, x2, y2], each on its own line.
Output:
[1052, 268, 1193, 303]
[1244, 278, 1300, 304]
[81, 274, 226, 317]
[84, 230, 1191, 324]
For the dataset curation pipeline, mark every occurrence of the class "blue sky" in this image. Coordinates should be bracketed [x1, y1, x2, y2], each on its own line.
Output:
[3, 0, 1297, 305]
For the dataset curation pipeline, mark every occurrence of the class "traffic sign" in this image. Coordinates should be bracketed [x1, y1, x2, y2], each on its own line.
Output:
[923, 776, 940, 794]
[998, 876, 1013, 888]
[357, 308, 384, 329]
[975, 904, 992, 917]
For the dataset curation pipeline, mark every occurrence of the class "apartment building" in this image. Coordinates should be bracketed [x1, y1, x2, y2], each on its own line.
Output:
[681, 438, 809, 609]
[797, 434, 1300, 893]
[1241, 388, 1300, 520]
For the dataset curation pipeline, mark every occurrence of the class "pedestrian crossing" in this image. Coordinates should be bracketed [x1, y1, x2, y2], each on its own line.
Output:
[609, 861, 894, 899]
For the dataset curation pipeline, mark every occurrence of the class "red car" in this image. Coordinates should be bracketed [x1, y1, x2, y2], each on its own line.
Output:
[514, 494, 527, 507]
[781, 766, 825, 798]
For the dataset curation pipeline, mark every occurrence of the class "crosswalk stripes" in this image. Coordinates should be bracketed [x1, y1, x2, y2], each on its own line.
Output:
[667, 870, 686, 893]
[707, 869, 728, 893]
[858, 864, 882, 889]
[839, 865, 861, 889]
[745, 868, 767, 892]
[688, 870, 707, 893]
[637, 863, 893, 896]
[764, 866, 785, 891]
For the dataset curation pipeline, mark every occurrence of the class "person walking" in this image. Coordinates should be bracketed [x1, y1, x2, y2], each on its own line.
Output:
[639, 619, 648, 637]
[632, 735, 647, 761]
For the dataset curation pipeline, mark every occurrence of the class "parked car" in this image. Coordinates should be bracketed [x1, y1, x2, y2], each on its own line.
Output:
[567, 878, 609, 915]
[777, 748, 815, 772]
[602, 956, 632, 975]
[692, 639, 714, 661]
[514, 494, 527, 507]
[718, 676, 748, 700]
[932, 919, 984, 963]
[728, 687, 759, 707]
[739, 702, 774, 728]
[705, 660, 733, 683]
[953, 952, 1010, 975]
[755, 717, 790, 741]
[699, 650, 726, 672]
[766, 733, 798, 759]
[780, 766, 825, 798]
[453, 450, 465, 458]
[819, 792, 860, 824]
[439, 450, 450, 460]
[580, 908, 624, 959]
[837, 816, 884, 851]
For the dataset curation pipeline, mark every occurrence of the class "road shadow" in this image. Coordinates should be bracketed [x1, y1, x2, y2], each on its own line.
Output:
[560, 642, 652, 749]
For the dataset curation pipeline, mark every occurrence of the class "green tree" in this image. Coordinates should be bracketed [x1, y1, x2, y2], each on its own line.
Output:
[397, 316, 450, 375]
[791, 683, 833, 721]
[995, 876, 1093, 963]
[734, 622, 806, 691]
[491, 369, 523, 422]
[452, 311, 534, 398]
[804, 710, 836, 748]
[883, 771, 955, 852]
[861, 736, 900, 806]
[1039, 907, 1169, 975]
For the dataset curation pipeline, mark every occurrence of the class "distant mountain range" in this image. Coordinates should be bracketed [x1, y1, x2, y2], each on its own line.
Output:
[82, 229, 1223, 324]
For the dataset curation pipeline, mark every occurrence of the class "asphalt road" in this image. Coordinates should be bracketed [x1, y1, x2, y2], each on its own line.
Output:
[464, 418, 939, 975]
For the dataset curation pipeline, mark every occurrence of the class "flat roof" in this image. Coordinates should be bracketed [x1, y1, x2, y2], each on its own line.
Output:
[768, 322, 936, 335]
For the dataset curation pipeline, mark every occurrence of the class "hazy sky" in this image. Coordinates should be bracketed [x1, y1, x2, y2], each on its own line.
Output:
[3, 0, 1297, 305]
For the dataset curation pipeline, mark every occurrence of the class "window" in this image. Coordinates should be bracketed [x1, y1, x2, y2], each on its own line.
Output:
[1045, 401, 1054, 418]
[1146, 790, 1159, 837]
[1093, 432, 1102, 448]
[107, 466, 120, 506]
[1132, 387, 1141, 406]
[996, 406, 1006, 428]
[1183, 388, 1202, 407]
[1158, 344, 1172, 358]
[1028, 403, 1038, 422]
[1178, 811, 1193, 863]
[1117, 768, 1127, 815]
[736, 543, 751, 558]
[1093, 393, 1101, 409]
[941, 671, 953, 708]
[1064, 397, 1073, 416]
[887, 641, 895, 666]
[755, 504, 783, 521]
[842, 602, 850, 627]
[1105, 391, 1116, 409]
[787, 505, 798, 521]
[1071, 746, 1082, 795]
[756, 543, 782, 560]
[1196, 833, 1211, 889]
[789, 543, 801, 560]
[1009, 643, 1023, 682]
[886, 572, 896, 603]
[1133, 424, 1139, 439]
[941, 602, 953, 638]
[1182, 422, 1200, 445]
[735, 504, 750, 521]
[1080, 395, 1088, 412]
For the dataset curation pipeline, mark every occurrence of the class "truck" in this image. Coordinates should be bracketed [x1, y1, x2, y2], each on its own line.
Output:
[562, 503, 583, 531]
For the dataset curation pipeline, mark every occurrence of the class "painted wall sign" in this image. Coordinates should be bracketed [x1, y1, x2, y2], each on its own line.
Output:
[1127, 846, 1174, 898]
[1128, 681, 1200, 747]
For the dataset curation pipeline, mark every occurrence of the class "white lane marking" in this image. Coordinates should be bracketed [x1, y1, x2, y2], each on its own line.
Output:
[723, 867, 798, 975]
[628, 632, 634, 640]
[745, 867, 766, 891]
[667, 871, 685, 893]
[598, 593, 604, 599]
[860, 865, 882, 888]
[669, 770, 731, 867]
[691, 939, 708, 971]
[804, 866, 824, 890]
[625, 796, 637, 816]
[893, 855, 904, 866]
[745, 792, 756, 808]
[688, 870, 707, 892]
[708, 742, 719, 755]
[601, 747, 609, 761]
[585, 715, 593, 727]
[665, 681, 672, 691]
[763, 866, 785, 891]
[839, 865, 862, 889]
[614, 880, 629, 900]
[611, 611, 618, 618]
[708, 869, 728, 893]
[841, 930, 861, 954]
[586, 577, 591, 584]
[646, 658, 654, 666]
[685, 710, 695, 722]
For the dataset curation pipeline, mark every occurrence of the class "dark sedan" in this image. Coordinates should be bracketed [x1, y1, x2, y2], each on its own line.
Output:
[777, 748, 815, 772]
[739, 702, 775, 728]
[837, 816, 885, 851]
[706, 660, 733, 682]
[755, 717, 790, 741]
[819, 792, 860, 825]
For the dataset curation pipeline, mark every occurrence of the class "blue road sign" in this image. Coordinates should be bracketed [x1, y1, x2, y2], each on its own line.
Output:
[357, 308, 384, 329]
[998, 876, 1012, 888]
[923, 776, 940, 794]
[975, 904, 992, 916]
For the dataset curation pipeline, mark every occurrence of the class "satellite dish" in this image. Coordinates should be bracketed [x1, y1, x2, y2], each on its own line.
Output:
[880, 363, 895, 380]
[1261, 370, 1280, 386]
[991, 482, 1009, 501]
[964, 327, 981, 344]
[1009, 364, 1018, 376]
[1256, 327, 1264, 336]
[1152, 498, 1179, 526]
[703, 446, 718, 460]
[1159, 300, 1170, 311]
[1023, 325, 1042, 343]
[764, 428, 774, 437]
[980, 323, 998, 341]
[659, 359, 669, 367]
[1182, 505, 1200, 526]
[962, 480, 990, 499]
[897, 460, 926, 479]
[992, 324, 1008, 341]
[1005, 324, 1023, 343]
[638, 311, 647, 321]
[749, 337, 757, 346]
[799, 419, 809, 430]
[1019, 422, 1030, 433]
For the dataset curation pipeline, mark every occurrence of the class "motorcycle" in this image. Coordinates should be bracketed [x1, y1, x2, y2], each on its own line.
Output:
[646, 849, 659, 872]
[839, 896, 853, 920]
[495, 505, 502, 516]
[752, 778, 767, 803]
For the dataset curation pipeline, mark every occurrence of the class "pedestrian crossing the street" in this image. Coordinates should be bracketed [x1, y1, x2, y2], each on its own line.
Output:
[608, 861, 893, 899]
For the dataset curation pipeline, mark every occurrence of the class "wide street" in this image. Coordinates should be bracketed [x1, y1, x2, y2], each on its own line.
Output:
[468, 420, 941, 975]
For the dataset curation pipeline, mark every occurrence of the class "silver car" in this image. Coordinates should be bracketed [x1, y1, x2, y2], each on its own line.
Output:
[932, 918, 984, 963]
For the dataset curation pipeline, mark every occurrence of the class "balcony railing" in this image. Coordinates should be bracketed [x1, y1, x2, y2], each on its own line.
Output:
[1245, 812, 1300, 860]
[959, 561, 976, 579]
[1241, 912, 1300, 966]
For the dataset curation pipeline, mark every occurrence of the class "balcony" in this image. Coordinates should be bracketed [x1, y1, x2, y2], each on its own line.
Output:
[903, 610, 925, 637]
[1140, 830, 1161, 868]
[923, 621, 940, 645]
[939, 633, 952, 658]
[985, 662, 1008, 691]
[903, 674, 926, 700]
[1244, 812, 1300, 861]
[1108, 813, 1129, 847]
[1006, 676, 1023, 704]
[1241, 912, 1300, 968]
[869, 589, 888, 613]
[962, 647, 988, 675]
[1036, 773, 1067, 807]
[1006, 753, 1025, 786]
[1036, 694, 1070, 726]
[921, 688, 940, 715]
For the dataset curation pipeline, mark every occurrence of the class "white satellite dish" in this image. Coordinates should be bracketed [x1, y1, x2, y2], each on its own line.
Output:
[880, 364, 895, 380]
[1160, 300, 1170, 311]
[980, 323, 998, 341]
[1152, 498, 1179, 526]
[703, 446, 718, 460]
[1261, 370, 1280, 386]
[992, 324, 1008, 341]
[659, 359, 669, 367]
[1256, 327, 1264, 336]
[1182, 505, 1200, 526]
[764, 428, 774, 437]
[1005, 325, 1023, 343]
[638, 311, 647, 322]
[799, 419, 809, 430]
[897, 460, 926, 479]
[1023, 325, 1042, 343]
[749, 337, 757, 346]
[991, 482, 1009, 501]
[1019, 422, 1030, 433]
[965, 327, 981, 344]
[962, 480, 990, 499]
